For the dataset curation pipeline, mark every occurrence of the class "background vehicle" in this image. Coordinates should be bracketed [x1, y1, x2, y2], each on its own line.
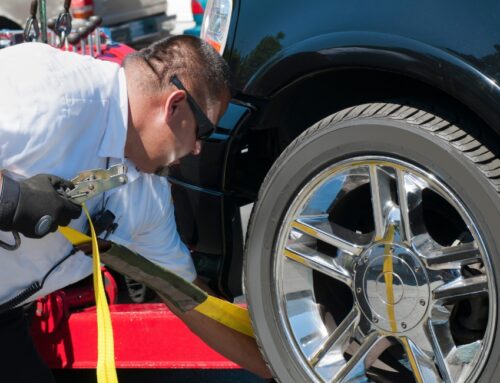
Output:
[169, 0, 500, 382]
[0, 0, 175, 46]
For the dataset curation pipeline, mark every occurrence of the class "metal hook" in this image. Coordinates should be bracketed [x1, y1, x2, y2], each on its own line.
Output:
[55, 12, 72, 48]
[23, 0, 40, 42]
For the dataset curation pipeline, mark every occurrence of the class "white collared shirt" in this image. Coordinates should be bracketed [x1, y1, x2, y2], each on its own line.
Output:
[0, 43, 196, 305]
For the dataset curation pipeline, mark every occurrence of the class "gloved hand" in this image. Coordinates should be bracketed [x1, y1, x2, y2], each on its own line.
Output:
[0, 174, 82, 238]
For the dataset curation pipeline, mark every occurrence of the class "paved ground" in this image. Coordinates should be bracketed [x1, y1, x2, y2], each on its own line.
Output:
[53, 368, 267, 383]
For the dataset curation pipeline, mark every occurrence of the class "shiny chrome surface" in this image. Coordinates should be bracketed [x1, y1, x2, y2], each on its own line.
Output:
[274, 157, 496, 382]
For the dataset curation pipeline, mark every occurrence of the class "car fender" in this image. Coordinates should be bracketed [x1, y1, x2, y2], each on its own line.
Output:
[244, 31, 500, 135]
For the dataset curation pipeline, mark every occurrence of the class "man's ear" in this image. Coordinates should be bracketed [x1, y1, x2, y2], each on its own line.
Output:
[164, 89, 187, 123]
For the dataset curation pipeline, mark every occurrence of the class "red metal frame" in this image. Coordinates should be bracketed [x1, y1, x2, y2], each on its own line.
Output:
[31, 303, 239, 369]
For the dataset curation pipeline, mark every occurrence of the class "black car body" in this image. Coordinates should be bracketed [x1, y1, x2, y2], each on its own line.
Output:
[170, 1, 500, 381]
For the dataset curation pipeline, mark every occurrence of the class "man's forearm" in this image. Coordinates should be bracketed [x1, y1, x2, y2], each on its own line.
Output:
[159, 278, 273, 379]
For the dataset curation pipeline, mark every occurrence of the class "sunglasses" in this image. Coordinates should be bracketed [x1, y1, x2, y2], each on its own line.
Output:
[170, 74, 216, 140]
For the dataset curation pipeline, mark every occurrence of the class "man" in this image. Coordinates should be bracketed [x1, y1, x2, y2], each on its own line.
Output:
[0, 35, 271, 382]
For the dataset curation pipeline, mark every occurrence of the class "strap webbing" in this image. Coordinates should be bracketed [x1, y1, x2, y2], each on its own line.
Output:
[196, 295, 254, 337]
[58, 225, 255, 339]
[60, 205, 118, 383]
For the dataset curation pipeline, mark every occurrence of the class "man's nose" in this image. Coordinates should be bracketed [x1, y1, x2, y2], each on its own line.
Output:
[192, 140, 202, 155]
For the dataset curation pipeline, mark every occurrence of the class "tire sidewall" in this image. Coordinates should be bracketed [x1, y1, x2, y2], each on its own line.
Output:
[245, 117, 500, 382]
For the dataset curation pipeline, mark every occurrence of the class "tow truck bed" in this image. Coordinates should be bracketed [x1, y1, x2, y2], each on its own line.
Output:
[32, 303, 239, 369]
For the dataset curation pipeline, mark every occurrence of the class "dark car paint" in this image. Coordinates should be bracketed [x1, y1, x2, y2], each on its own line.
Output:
[228, 0, 500, 132]
[230, 0, 500, 89]
[169, 103, 251, 297]
[169, 0, 500, 298]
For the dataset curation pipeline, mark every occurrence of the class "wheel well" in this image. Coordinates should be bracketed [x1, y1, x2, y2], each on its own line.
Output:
[229, 68, 499, 202]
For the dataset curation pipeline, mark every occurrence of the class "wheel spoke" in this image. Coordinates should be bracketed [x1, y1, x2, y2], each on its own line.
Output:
[284, 242, 353, 286]
[369, 165, 394, 240]
[285, 289, 333, 357]
[310, 307, 360, 368]
[433, 275, 487, 302]
[427, 317, 482, 383]
[332, 332, 391, 383]
[400, 335, 444, 383]
[404, 321, 436, 358]
[424, 242, 481, 270]
[331, 167, 371, 206]
[291, 216, 366, 255]
[396, 169, 432, 246]
[303, 167, 371, 217]
[396, 169, 412, 244]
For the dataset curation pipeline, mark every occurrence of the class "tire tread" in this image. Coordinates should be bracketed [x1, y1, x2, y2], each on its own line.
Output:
[274, 102, 500, 196]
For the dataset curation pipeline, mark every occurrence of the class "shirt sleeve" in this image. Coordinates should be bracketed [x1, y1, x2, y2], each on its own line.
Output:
[104, 173, 197, 282]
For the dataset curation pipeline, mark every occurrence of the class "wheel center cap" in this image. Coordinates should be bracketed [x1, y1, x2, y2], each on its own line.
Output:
[376, 271, 405, 304]
[354, 243, 429, 333]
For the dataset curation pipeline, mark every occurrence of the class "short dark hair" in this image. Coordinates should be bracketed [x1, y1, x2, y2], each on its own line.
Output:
[124, 35, 231, 104]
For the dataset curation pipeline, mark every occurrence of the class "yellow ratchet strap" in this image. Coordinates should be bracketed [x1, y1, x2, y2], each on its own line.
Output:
[59, 204, 118, 383]
[58, 225, 255, 339]
[383, 225, 397, 333]
[195, 296, 254, 337]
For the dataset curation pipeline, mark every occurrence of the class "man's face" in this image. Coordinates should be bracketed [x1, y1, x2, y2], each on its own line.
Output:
[154, 86, 230, 172]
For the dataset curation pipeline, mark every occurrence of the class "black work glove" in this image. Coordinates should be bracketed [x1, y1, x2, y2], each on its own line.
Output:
[0, 174, 82, 238]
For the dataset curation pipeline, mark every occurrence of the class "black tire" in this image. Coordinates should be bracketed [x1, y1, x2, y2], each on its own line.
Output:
[244, 103, 500, 382]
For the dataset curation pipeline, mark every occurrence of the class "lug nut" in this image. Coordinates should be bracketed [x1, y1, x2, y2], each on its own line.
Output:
[419, 299, 426, 306]
[373, 317, 379, 323]
[401, 322, 407, 329]
[356, 287, 362, 294]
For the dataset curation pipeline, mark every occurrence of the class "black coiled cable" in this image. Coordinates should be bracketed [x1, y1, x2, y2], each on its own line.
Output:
[0, 249, 76, 315]
[0, 282, 42, 315]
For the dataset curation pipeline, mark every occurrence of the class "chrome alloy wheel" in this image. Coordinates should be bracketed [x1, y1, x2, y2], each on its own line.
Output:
[274, 156, 496, 383]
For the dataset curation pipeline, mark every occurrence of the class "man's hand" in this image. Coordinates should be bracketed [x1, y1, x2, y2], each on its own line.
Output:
[0, 174, 82, 238]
